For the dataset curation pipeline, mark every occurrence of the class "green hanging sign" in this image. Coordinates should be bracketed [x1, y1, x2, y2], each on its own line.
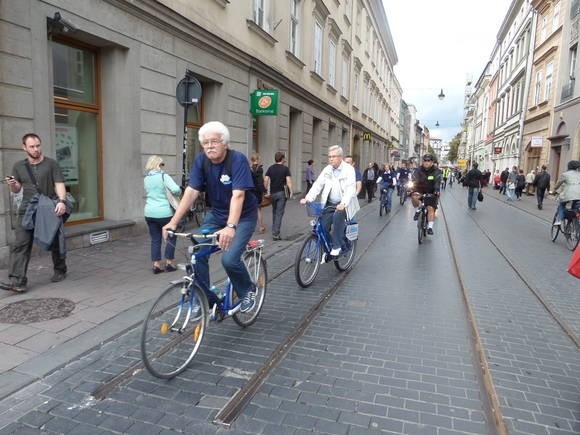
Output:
[250, 89, 279, 115]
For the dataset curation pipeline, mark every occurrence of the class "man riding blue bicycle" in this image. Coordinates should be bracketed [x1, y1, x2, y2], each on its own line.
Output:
[300, 145, 359, 257]
[376, 164, 397, 213]
[411, 153, 441, 235]
[396, 162, 411, 197]
[163, 121, 258, 313]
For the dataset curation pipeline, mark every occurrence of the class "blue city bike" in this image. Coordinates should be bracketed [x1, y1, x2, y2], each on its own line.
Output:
[140, 231, 267, 379]
[294, 202, 358, 287]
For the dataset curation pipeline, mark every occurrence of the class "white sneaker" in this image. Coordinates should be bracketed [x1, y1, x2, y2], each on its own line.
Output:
[553, 220, 562, 226]
[330, 248, 341, 256]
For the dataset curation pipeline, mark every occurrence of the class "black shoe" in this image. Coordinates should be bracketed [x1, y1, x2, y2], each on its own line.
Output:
[413, 211, 420, 221]
[51, 271, 67, 282]
[538, 204, 543, 210]
[165, 264, 177, 272]
[0, 281, 26, 293]
[272, 234, 281, 241]
[152, 266, 164, 274]
[427, 228, 434, 235]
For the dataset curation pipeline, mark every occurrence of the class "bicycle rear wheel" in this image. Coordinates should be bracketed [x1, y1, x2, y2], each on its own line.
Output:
[334, 239, 357, 271]
[565, 219, 580, 251]
[295, 234, 322, 287]
[550, 213, 560, 242]
[400, 187, 406, 205]
[417, 210, 425, 244]
[234, 252, 267, 327]
[141, 281, 208, 379]
[379, 192, 385, 216]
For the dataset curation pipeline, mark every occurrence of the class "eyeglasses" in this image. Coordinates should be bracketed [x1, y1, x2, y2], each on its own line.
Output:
[159, 163, 165, 167]
[328, 155, 341, 158]
[201, 138, 224, 148]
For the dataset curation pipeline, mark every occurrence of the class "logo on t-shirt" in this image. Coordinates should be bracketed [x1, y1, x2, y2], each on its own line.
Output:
[220, 174, 232, 185]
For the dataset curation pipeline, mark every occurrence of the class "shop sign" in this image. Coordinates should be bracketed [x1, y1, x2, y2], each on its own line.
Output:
[493, 146, 502, 154]
[531, 136, 543, 148]
[250, 89, 279, 115]
[362, 132, 372, 141]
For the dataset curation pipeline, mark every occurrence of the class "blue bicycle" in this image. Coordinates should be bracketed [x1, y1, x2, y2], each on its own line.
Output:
[294, 202, 358, 287]
[140, 231, 267, 379]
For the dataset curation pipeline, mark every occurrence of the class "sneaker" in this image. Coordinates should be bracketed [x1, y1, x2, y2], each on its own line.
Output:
[240, 292, 256, 313]
[272, 234, 281, 241]
[330, 248, 341, 256]
[51, 271, 66, 282]
[0, 281, 26, 293]
[427, 228, 434, 235]
[553, 220, 562, 226]
[413, 211, 420, 221]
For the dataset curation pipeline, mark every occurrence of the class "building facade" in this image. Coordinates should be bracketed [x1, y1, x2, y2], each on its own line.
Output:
[0, 0, 402, 265]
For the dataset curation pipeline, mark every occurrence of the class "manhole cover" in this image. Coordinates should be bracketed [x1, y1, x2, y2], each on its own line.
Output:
[0, 298, 75, 324]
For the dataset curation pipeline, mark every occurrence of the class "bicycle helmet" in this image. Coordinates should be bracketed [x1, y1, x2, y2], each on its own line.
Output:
[567, 160, 580, 171]
[422, 153, 434, 161]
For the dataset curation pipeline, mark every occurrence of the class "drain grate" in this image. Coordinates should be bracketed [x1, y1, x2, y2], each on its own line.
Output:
[0, 298, 75, 324]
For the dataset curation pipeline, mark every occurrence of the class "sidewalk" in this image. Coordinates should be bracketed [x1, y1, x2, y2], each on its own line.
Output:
[0, 197, 318, 400]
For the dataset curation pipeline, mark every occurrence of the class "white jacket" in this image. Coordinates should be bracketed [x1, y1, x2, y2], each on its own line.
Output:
[305, 160, 360, 220]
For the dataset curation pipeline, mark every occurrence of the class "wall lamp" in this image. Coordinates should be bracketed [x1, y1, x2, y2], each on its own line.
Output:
[438, 89, 445, 100]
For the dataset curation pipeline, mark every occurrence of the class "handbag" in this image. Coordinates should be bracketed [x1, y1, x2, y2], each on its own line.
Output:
[259, 194, 271, 207]
[477, 190, 484, 202]
[567, 247, 580, 279]
[161, 173, 181, 211]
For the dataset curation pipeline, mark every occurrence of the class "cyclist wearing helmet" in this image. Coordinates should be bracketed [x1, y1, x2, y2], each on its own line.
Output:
[552, 160, 580, 226]
[411, 153, 441, 234]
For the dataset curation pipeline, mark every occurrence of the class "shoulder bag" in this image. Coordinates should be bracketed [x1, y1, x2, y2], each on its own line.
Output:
[161, 173, 181, 211]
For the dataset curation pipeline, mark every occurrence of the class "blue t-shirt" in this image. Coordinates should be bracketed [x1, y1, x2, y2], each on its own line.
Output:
[355, 167, 362, 182]
[189, 150, 258, 223]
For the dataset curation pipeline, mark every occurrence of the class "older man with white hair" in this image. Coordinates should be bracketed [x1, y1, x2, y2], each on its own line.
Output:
[300, 145, 359, 256]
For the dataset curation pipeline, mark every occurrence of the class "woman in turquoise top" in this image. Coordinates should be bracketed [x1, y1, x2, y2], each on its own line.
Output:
[144, 155, 181, 274]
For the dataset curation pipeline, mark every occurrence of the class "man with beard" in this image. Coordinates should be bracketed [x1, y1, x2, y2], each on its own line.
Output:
[2, 133, 68, 293]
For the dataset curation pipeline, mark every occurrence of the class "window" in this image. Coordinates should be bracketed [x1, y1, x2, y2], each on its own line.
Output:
[570, 45, 577, 78]
[52, 40, 100, 223]
[328, 39, 336, 86]
[254, 0, 270, 32]
[540, 15, 547, 43]
[553, 1, 561, 32]
[313, 19, 323, 75]
[353, 70, 359, 107]
[534, 70, 543, 105]
[341, 55, 350, 97]
[545, 62, 553, 100]
[290, 0, 301, 56]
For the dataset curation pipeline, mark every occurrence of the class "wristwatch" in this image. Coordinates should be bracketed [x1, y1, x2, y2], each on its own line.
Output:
[226, 223, 237, 230]
[57, 199, 66, 204]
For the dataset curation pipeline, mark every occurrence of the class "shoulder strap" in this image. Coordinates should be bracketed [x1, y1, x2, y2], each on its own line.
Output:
[24, 161, 41, 193]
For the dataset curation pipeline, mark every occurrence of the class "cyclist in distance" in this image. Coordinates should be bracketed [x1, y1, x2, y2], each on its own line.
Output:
[376, 164, 397, 213]
[300, 145, 359, 256]
[411, 153, 441, 235]
[396, 161, 412, 197]
[163, 121, 258, 312]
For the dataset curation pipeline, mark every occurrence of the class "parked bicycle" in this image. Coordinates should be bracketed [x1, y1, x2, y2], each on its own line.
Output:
[140, 230, 267, 379]
[295, 202, 358, 287]
[416, 193, 436, 244]
[551, 202, 580, 251]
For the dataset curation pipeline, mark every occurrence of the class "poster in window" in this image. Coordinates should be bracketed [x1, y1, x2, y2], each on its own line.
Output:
[55, 126, 79, 186]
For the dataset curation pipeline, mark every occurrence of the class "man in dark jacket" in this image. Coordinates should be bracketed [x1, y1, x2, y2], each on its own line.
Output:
[362, 162, 377, 203]
[533, 165, 551, 209]
[411, 153, 441, 235]
[499, 167, 509, 194]
[464, 162, 483, 210]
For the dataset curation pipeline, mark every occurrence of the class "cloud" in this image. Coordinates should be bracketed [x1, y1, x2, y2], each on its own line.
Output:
[382, 0, 512, 141]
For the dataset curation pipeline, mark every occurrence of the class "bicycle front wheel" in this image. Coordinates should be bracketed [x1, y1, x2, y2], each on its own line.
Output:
[400, 187, 406, 205]
[418, 211, 425, 244]
[550, 213, 560, 242]
[141, 281, 208, 379]
[334, 239, 357, 271]
[234, 252, 267, 327]
[295, 234, 322, 287]
[565, 219, 580, 251]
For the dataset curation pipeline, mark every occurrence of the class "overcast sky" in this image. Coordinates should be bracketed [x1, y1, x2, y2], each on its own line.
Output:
[382, 0, 513, 142]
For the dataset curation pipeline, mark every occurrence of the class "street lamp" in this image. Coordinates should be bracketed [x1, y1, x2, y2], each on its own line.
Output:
[438, 89, 445, 100]
[435, 121, 440, 127]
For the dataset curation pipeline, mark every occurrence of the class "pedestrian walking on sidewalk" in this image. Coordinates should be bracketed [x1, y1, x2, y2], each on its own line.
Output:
[144, 155, 181, 274]
[362, 162, 377, 202]
[264, 152, 293, 240]
[533, 165, 551, 209]
[499, 168, 509, 194]
[464, 162, 482, 210]
[506, 166, 517, 201]
[305, 159, 315, 192]
[1, 133, 69, 293]
[515, 169, 526, 200]
[525, 169, 535, 195]
[250, 153, 266, 234]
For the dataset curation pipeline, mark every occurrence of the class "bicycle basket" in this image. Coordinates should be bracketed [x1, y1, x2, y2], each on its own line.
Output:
[306, 202, 324, 217]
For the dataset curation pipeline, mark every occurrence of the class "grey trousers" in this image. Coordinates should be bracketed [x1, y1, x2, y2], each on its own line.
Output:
[9, 216, 67, 286]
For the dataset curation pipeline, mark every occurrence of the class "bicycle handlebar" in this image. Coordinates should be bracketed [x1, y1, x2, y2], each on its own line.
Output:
[166, 230, 220, 245]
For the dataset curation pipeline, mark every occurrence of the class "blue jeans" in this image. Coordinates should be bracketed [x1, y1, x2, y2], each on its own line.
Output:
[271, 191, 287, 236]
[146, 216, 176, 262]
[468, 187, 478, 209]
[557, 200, 579, 221]
[320, 208, 347, 250]
[506, 186, 515, 201]
[195, 211, 257, 306]
[380, 186, 394, 210]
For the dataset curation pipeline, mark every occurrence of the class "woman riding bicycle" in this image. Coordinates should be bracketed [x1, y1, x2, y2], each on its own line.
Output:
[552, 160, 580, 226]
[376, 164, 397, 213]
[300, 145, 359, 256]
